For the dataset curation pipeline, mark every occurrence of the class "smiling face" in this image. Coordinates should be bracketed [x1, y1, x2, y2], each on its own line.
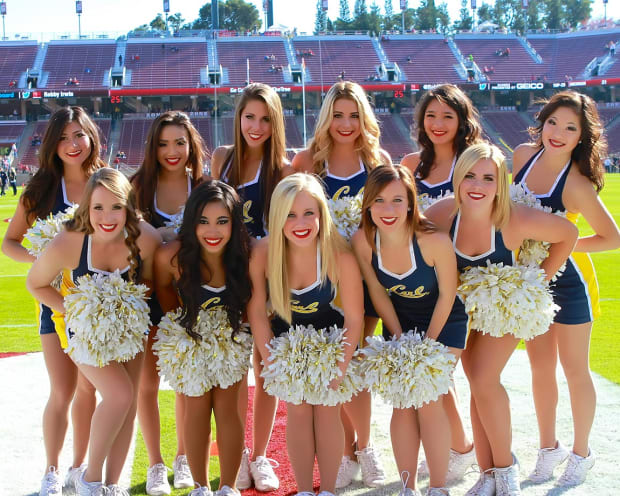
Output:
[283, 190, 320, 247]
[458, 158, 498, 210]
[423, 98, 459, 147]
[541, 106, 581, 155]
[89, 185, 127, 239]
[157, 124, 190, 174]
[240, 99, 272, 149]
[195, 201, 232, 255]
[56, 121, 92, 168]
[369, 180, 409, 233]
[329, 98, 361, 145]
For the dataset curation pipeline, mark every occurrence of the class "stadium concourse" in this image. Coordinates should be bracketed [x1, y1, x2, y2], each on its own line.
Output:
[3, 350, 620, 495]
[0, 28, 618, 170]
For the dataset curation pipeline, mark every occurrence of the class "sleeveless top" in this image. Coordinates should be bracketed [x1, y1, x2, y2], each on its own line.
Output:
[323, 158, 367, 200]
[197, 283, 227, 312]
[221, 154, 265, 238]
[271, 248, 345, 337]
[150, 175, 192, 229]
[51, 177, 74, 215]
[450, 212, 514, 271]
[71, 235, 138, 283]
[415, 156, 456, 199]
[371, 233, 439, 333]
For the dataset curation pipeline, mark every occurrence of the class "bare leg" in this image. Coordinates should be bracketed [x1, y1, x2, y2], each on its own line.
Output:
[252, 346, 278, 459]
[314, 404, 344, 493]
[526, 325, 559, 449]
[557, 322, 595, 457]
[184, 393, 213, 488]
[340, 406, 357, 458]
[286, 402, 315, 492]
[419, 398, 450, 488]
[40, 333, 77, 472]
[443, 347, 473, 454]
[71, 371, 96, 468]
[214, 381, 244, 489]
[390, 408, 421, 491]
[342, 390, 372, 450]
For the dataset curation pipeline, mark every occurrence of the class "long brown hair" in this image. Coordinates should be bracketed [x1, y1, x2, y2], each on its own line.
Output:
[529, 91, 606, 192]
[224, 83, 287, 222]
[131, 111, 207, 222]
[414, 84, 482, 180]
[361, 165, 435, 249]
[65, 168, 142, 281]
[23, 106, 105, 224]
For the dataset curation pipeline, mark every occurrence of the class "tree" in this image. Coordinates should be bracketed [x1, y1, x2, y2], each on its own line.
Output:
[191, 0, 261, 31]
[542, 0, 562, 30]
[476, 2, 494, 24]
[150, 13, 167, 31]
[436, 2, 451, 34]
[368, 2, 383, 35]
[335, 0, 353, 30]
[416, 0, 438, 31]
[314, 0, 328, 34]
[562, 0, 592, 29]
[384, 0, 393, 18]
[168, 13, 185, 32]
[354, 0, 368, 17]
[454, 0, 473, 31]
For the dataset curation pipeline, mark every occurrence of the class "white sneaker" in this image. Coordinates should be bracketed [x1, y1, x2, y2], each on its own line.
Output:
[398, 471, 422, 496]
[419, 447, 476, 484]
[294, 492, 315, 496]
[77, 472, 108, 496]
[494, 457, 521, 496]
[355, 446, 386, 487]
[250, 456, 280, 491]
[189, 485, 213, 496]
[64, 465, 87, 494]
[236, 447, 252, 490]
[465, 470, 495, 496]
[40, 466, 62, 496]
[317, 492, 335, 496]
[427, 488, 450, 496]
[557, 449, 595, 486]
[107, 485, 130, 496]
[215, 485, 241, 496]
[528, 441, 570, 483]
[173, 455, 194, 489]
[146, 463, 171, 496]
[335, 455, 360, 488]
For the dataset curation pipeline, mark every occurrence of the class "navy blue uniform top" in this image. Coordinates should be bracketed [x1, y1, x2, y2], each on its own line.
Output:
[51, 177, 74, 215]
[271, 249, 345, 337]
[221, 155, 265, 238]
[322, 159, 367, 200]
[71, 234, 138, 283]
[198, 283, 227, 312]
[150, 175, 192, 229]
[415, 156, 456, 199]
[450, 212, 514, 270]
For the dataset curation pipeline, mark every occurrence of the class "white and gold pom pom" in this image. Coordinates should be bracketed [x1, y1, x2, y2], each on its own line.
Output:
[25, 204, 78, 257]
[261, 324, 361, 406]
[328, 194, 362, 241]
[458, 261, 559, 340]
[64, 271, 150, 367]
[154, 306, 252, 396]
[417, 190, 452, 212]
[357, 332, 455, 409]
[164, 206, 185, 234]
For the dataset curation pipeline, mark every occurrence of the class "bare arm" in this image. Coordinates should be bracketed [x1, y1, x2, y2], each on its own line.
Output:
[335, 250, 364, 369]
[291, 149, 314, 173]
[136, 221, 162, 294]
[210, 146, 232, 180]
[154, 241, 181, 313]
[246, 240, 273, 365]
[1, 197, 36, 263]
[400, 152, 420, 174]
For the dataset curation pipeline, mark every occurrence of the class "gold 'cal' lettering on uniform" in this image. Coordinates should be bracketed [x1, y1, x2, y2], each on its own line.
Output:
[243, 200, 253, 224]
[201, 297, 221, 310]
[332, 185, 351, 200]
[389, 284, 430, 299]
[291, 300, 319, 314]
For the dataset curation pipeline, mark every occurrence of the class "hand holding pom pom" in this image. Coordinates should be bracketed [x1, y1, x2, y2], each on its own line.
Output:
[328, 194, 362, 241]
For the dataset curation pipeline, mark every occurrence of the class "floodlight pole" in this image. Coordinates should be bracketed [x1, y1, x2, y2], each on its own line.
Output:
[78, 13, 81, 38]
[2, 14, 5, 41]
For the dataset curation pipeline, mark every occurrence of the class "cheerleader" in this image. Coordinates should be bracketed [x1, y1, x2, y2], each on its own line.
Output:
[512, 91, 620, 486]
[211, 83, 293, 491]
[1, 107, 104, 495]
[131, 111, 207, 494]
[154, 180, 252, 496]
[352, 165, 465, 496]
[26, 168, 161, 495]
[424, 143, 577, 495]
[292, 80, 390, 489]
[247, 173, 363, 496]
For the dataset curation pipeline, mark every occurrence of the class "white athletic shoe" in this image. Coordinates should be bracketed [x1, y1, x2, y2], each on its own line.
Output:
[557, 449, 595, 486]
[317, 492, 336, 496]
[419, 447, 476, 484]
[355, 446, 386, 487]
[39, 466, 62, 496]
[146, 463, 171, 496]
[494, 457, 522, 496]
[76, 472, 107, 496]
[427, 488, 450, 496]
[215, 485, 241, 496]
[528, 441, 570, 483]
[294, 492, 315, 496]
[173, 455, 194, 489]
[335, 455, 360, 488]
[398, 471, 422, 496]
[236, 447, 252, 490]
[107, 485, 130, 496]
[250, 456, 280, 491]
[64, 464, 87, 495]
[465, 470, 496, 496]
[189, 485, 213, 496]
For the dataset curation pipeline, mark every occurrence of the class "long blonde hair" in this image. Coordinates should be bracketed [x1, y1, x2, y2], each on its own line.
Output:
[452, 143, 512, 229]
[66, 168, 142, 281]
[267, 173, 347, 323]
[308, 81, 383, 176]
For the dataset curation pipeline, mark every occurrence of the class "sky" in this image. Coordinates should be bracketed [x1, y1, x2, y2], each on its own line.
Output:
[0, 0, 616, 41]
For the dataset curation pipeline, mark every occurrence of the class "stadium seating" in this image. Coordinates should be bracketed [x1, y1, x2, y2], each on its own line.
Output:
[217, 39, 288, 86]
[20, 121, 49, 167]
[43, 42, 116, 89]
[0, 122, 26, 146]
[482, 111, 533, 150]
[117, 119, 151, 167]
[0, 43, 38, 89]
[376, 112, 415, 162]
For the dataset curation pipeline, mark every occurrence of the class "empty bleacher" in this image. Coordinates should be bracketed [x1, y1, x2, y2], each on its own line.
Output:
[20, 122, 49, 167]
[217, 39, 288, 86]
[292, 37, 380, 84]
[376, 113, 415, 162]
[0, 42, 38, 89]
[117, 119, 151, 167]
[0, 121, 26, 146]
[125, 41, 207, 88]
[380, 37, 461, 83]
[482, 111, 533, 150]
[43, 41, 116, 89]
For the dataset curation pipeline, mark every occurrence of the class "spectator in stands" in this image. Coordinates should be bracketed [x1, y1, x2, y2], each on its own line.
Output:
[2, 106, 106, 496]
[512, 90, 620, 489]
[401, 84, 484, 486]
[118, 54, 123, 65]
[0, 168, 6, 195]
[8, 79, 16, 88]
[130, 111, 208, 496]
[211, 83, 293, 493]
[610, 40, 616, 56]
[8, 166, 16, 195]
[339, 70, 346, 80]
[407, 55, 413, 63]
[292, 81, 392, 491]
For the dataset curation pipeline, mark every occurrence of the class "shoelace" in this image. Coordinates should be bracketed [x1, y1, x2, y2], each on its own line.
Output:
[175, 457, 193, 479]
[399, 470, 410, 496]
[356, 448, 384, 479]
[560, 455, 580, 482]
[254, 457, 279, 472]
[148, 464, 171, 487]
[107, 485, 129, 496]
